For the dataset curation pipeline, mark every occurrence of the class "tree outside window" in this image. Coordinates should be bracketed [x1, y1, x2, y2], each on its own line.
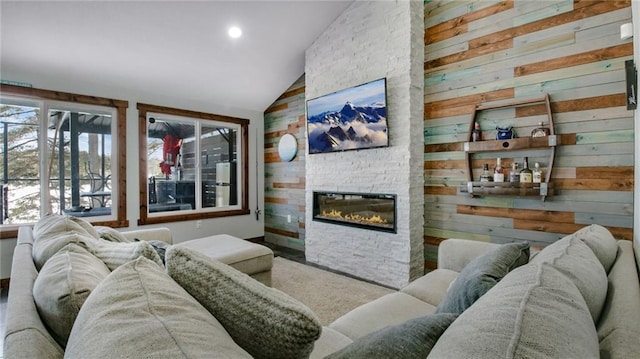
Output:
[0, 85, 128, 238]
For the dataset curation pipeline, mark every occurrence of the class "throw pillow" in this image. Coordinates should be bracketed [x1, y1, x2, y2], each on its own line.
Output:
[436, 241, 530, 314]
[86, 237, 164, 270]
[530, 235, 608, 322]
[33, 243, 111, 347]
[95, 226, 133, 243]
[32, 214, 100, 270]
[65, 257, 252, 358]
[572, 224, 619, 273]
[429, 263, 600, 358]
[165, 246, 322, 359]
[325, 313, 458, 359]
[134, 238, 171, 264]
[33, 214, 98, 241]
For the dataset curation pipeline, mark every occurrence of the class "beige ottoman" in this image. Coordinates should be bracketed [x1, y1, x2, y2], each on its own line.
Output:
[175, 234, 274, 286]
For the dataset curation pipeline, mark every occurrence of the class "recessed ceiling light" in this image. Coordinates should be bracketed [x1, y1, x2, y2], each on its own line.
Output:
[228, 26, 242, 39]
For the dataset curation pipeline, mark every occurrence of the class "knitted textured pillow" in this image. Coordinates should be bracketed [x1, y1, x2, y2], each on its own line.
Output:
[165, 246, 322, 359]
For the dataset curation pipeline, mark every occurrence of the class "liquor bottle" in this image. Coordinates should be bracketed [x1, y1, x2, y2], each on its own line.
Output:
[531, 121, 550, 137]
[519, 157, 533, 183]
[472, 121, 482, 142]
[509, 162, 520, 183]
[493, 158, 504, 182]
[533, 162, 543, 183]
[480, 163, 493, 182]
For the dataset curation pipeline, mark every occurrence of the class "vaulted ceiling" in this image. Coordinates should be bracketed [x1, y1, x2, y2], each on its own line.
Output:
[0, 1, 353, 112]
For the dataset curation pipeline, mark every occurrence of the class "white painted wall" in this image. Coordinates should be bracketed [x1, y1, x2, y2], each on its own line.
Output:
[304, 0, 424, 289]
[0, 65, 265, 279]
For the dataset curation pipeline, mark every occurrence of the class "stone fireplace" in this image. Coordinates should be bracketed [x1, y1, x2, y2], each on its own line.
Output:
[304, 1, 424, 289]
[312, 191, 396, 233]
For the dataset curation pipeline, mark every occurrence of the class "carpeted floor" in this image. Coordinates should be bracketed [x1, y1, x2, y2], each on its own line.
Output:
[270, 257, 395, 325]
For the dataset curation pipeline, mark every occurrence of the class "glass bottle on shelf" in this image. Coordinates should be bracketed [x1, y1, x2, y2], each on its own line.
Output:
[533, 162, 543, 183]
[480, 163, 493, 182]
[472, 121, 482, 142]
[493, 158, 504, 182]
[531, 121, 550, 137]
[509, 162, 520, 183]
[519, 157, 533, 183]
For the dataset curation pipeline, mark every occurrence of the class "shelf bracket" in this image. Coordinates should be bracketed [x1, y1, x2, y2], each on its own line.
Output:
[539, 182, 548, 196]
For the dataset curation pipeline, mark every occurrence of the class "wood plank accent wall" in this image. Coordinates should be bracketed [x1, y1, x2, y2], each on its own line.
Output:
[263, 75, 307, 250]
[424, 0, 634, 269]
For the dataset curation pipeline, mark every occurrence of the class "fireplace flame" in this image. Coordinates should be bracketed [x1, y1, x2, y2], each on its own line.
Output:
[322, 209, 389, 225]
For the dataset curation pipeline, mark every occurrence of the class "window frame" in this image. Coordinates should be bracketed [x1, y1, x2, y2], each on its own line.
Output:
[137, 103, 250, 225]
[0, 84, 129, 239]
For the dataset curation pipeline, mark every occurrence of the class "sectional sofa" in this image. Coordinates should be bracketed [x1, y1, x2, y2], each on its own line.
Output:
[4, 213, 640, 358]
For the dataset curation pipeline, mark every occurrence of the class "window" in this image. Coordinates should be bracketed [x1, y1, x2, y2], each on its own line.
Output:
[0, 85, 128, 238]
[137, 103, 249, 225]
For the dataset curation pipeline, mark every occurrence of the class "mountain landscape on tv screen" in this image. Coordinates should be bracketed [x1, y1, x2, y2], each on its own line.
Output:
[307, 101, 388, 154]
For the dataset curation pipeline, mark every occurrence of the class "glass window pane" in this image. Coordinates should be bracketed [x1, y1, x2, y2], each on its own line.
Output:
[0, 103, 41, 224]
[147, 117, 195, 213]
[200, 125, 238, 208]
[48, 108, 113, 218]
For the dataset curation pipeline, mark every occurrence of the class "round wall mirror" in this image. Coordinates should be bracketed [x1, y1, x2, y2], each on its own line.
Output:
[278, 134, 298, 162]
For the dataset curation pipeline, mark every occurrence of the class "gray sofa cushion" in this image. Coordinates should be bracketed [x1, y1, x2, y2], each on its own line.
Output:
[4, 239, 64, 359]
[530, 235, 608, 322]
[435, 241, 530, 314]
[326, 313, 458, 359]
[429, 263, 600, 358]
[597, 241, 640, 358]
[31, 214, 99, 270]
[33, 214, 98, 241]
[165, 246, 322, 359]
[65, 256, 252, 358]
[33, 243, 111, 347]
[571, 224, 619, 273]
[328, 292, 437, 340]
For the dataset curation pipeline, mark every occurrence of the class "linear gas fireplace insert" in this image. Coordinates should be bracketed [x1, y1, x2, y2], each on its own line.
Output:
[312, 191, 396, 233]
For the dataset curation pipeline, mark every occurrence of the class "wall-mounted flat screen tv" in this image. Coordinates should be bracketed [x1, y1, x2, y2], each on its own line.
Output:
[306, 78, 388, 154]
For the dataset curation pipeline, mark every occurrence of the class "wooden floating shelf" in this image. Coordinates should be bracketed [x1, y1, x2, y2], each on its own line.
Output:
[464, 135, 558, 153]
[463, 93, 556, 201]
[460, 181, 554, 200]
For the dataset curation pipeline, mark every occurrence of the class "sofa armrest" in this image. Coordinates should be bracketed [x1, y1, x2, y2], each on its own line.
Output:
[437, 238, 500, 272]
[121, 227, 173, 244]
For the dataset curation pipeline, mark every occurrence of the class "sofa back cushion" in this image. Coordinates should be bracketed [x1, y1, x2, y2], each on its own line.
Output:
[65, 256, 252, 358]
[33, 214, 98, 241]
[32, 214, 99, 270]
[4, 238, 64, 359]
[165, 246, 322, 359]
[435, 241, 530, 314]
[570, 224, 619, 273]
[33, 243, 111, 347]
[597, 241, 640, 358]
[429, 263, 600, 358]
[530, 235, 608, 322]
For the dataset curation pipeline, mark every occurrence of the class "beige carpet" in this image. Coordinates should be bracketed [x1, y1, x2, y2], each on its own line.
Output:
[271, 257, 395, 325]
